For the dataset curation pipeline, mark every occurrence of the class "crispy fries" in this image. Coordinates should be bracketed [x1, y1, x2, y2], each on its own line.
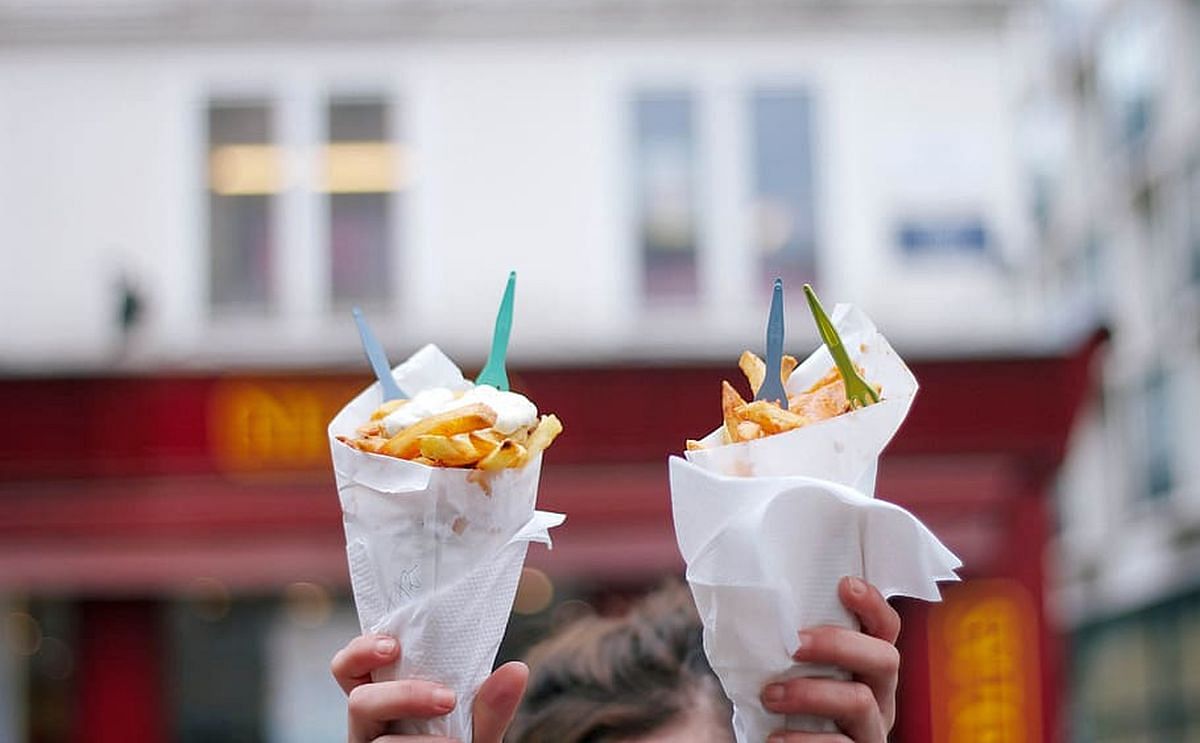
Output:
[378, 402, 497, 459]
[343, 393, 562, 472]
[691, 350, 880, 449]
[738, 350, 800, 396]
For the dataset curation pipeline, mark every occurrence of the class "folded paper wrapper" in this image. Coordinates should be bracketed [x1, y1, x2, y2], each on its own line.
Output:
[669, 305, 962, 741]
[329, 344, 564, 742]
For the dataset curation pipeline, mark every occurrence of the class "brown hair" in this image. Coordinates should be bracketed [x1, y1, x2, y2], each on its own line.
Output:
[507, 580, 733, 743]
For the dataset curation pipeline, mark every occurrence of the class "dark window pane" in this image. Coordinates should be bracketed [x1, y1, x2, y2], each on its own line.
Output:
[329, 100, 386, 142]
[210, 195, 273, 308]
[1144, 367, 1173, 499]
[634, 92, 698, 301]
[751, 90, 816, 288]
[331, 193, 391, 304]
[207, 102, 276, 314]
[327, 98, 393, 308]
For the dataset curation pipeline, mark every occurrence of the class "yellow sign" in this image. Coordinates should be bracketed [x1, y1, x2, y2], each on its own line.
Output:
[208, 379, 358, 472]
[928, 580, 1042, 743]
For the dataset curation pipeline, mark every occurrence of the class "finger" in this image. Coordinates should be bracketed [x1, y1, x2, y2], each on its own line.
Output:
[766, 733, 853, 743]
[331, 635, 401, 695]
[472, 661, 529, 743]
[367, 737, 457, 743]
[838, 577, 900, 644]
[347, 679, 455, 742]
[761, 678, 886, 743]
[790, 626, 900, 686]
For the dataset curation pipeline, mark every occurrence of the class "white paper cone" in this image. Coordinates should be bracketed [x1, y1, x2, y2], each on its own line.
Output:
[329, 345, 564, 742]
[669, 305, 961, 743]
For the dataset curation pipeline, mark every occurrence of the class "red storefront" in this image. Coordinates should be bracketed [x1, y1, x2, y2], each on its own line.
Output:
[0, 331, 1104, 742]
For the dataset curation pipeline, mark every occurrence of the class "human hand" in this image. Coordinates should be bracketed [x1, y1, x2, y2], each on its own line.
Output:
[331, 634, 528, 743]
[759, 576, 901, 742]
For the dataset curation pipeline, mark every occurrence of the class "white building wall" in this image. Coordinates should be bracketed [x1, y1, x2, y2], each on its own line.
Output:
[0, 29, 1037, 370]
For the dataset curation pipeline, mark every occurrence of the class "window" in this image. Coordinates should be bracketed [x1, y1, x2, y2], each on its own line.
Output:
[1143, 366, 1174, 499]
[895, 214, 990, 257]
[1096, 5, 1164, 148]
[750, 89, 817, 288]
[207, 102, 278, 314]
[633, 92, 699, 302]
[1189, 162, 1200, 285]
[325, 98, 397, 309]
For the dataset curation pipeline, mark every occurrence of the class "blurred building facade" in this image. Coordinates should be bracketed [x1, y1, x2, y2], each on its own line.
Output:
[1030, 0, 1200, 737]
[0, 0, 1109, 741]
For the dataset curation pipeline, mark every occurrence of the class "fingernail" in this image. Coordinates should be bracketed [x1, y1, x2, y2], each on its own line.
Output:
[433, 688, 456, 711]
[374, 637, 397, 655]
[847, 576, 867, 596]
[793, 631, 812, 658]
[764, 684, 785, 703]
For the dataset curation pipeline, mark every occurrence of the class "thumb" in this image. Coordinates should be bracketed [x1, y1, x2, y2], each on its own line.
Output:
[471, 661, 528, 743]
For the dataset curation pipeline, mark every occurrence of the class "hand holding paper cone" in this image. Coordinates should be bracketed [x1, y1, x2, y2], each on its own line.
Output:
[329, 274, 565, 743]
[669, 294, 961, 742]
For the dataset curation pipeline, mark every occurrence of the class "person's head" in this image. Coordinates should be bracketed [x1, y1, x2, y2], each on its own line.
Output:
[507, 580, 733, 743]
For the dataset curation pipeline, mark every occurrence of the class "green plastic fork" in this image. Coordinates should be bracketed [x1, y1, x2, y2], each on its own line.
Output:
[476, 271, 516, 391]
[803, 284, 880, 409]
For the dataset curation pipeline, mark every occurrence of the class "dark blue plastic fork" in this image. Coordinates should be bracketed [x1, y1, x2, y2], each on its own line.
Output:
[756, 278, 789, 409]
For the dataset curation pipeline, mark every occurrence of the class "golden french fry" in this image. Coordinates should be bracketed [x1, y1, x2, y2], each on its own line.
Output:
[468, 431, 501, 456]
[685, 439, 705, 451]
[781, 355, 799, 383]
[523, 414, 563, 463]
[739, 351, 766, 396]
[418, 433, 485, 467]
[741, 351, 800, 395]
[476, 439, 526, 471]
[379, 403, 497, 459]
[735, 420, 763, 441]
[370, 399, 407, 421]
[355, 421, 386, 438]
[736, 400, 812, 434]
[790, 382, 850, 422]
[722, 381, 748, 443]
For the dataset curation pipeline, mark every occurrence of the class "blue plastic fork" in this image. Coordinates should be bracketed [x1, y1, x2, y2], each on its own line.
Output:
[755, 278, 789, 409]
[352, 306, 404, 401]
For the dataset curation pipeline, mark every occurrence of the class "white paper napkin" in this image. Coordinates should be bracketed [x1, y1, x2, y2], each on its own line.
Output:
[329, 344, 564, 741]
[669, 305, 961, 741]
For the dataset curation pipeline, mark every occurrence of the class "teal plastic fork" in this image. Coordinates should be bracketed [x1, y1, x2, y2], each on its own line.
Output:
[802, 284, 879, 408]
[475, 271, 516, 391]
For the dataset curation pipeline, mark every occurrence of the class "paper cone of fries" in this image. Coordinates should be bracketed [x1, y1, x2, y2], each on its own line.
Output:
[329, 344, 564, 741]
[668, 305, 961, 741]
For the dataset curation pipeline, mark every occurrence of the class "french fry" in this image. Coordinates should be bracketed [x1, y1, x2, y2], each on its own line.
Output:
[740, 350, 800, 395]
[379, 403, 497, 459]
[476, 439, 526, 471]
[736, 420, 763, 441]
[522, 414, 563, 463]
[735, 400, 812, 434]
[370, 399, 407, 421]
[418, 433, 485, 467]
[781, 354, 799, 383]
[722, 381, 748, 442]
[356, 421, 386, 438]
[739, 351, 766, 396]
[686, 439, 705, 451]
[468, 430, 501, 456]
